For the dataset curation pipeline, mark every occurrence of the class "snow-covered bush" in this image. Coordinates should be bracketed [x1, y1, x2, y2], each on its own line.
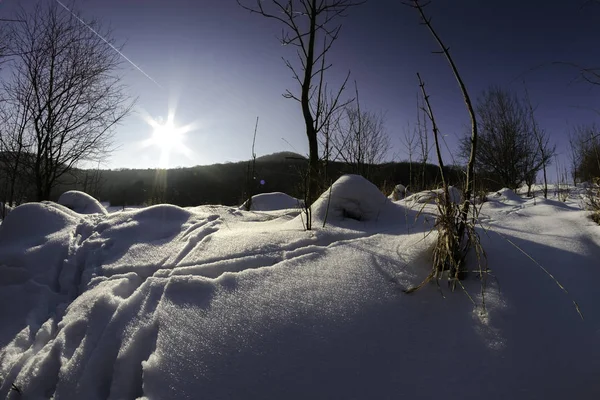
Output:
[58, 190, 108, 215]
[241, 192, 304, 211]
[404, 186, 462, 205]
[584, 178, 600, 224]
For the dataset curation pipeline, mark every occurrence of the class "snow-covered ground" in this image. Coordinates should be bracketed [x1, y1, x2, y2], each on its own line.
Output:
[0, 176, 599, 399]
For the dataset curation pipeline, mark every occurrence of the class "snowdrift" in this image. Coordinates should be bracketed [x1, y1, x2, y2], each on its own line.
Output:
[241, 192, 303, 211]
[58, 190, 108, 215]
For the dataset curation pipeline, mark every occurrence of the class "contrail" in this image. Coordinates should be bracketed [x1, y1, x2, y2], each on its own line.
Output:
[55, 0, 162, 88]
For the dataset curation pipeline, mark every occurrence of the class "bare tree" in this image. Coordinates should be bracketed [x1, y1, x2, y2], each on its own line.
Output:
[569, 124, 600, 182]
[523, 86, 555, 198]
[244, 117, 259, 211]
[404, 0, 480, 293]
[415, 91, 431, 190]
[401, 121, 418, 191]
[0, 18, 14, 65]
[80, 161, 106, 200]
[331, 107, 390, 176]
[330, 82, 390, 179]
[0, 74, 34, 212]
[568, 131, 584, 185]
[3, 2, 133, 201]
[317, 91, 341, 186]
[460, 87, 551, 192]
[237, 0, 362, 228]
[409, 0, 478, 243]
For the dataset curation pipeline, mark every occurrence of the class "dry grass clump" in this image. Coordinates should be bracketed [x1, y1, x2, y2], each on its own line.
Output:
[406, 191, 488, 308]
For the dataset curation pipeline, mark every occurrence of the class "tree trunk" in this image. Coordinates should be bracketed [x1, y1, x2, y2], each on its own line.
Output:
[542, 164, 548, 199]
[300, 0, 318, 229]
[308, 129, 319, 203]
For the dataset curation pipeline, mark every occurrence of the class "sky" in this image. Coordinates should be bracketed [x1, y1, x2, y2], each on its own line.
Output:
[1, 0, 600, 171]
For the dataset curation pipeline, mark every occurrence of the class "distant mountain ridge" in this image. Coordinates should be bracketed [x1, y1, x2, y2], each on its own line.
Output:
[36, 152, 464, 207]
[255, 151, 307, 163]
[0, 149, 464, 208]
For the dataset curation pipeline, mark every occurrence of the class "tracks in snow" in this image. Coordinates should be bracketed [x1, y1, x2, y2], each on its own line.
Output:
[0, 203, 417, 399]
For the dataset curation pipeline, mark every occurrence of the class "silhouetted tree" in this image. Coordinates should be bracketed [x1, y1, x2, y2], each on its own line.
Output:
[237, 0, 363, 228]
[523, 86, 555, 197]
[460, 87, 551, 191]
[331, 83, 390, 180]
[244, 117, 259, 211]
[405, 0, 480, 290]
[401, 120, 417, 191]
[569, 124, 600, 182]
[3, 2, 133, 200]
[0, 77, 33, 211]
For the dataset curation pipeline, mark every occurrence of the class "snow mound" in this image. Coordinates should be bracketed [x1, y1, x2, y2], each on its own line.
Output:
[492, 188, 524, 205]
[0, 202, 79, 239]
[128, 203, 191, 222]
[58, 190, 107, 215]
[241, 192, 303, 211]
[404, 186, 463, 204]
[0, 202, 80, 291]
[388, 184, 407, 201]
[311, 174, 389, 222]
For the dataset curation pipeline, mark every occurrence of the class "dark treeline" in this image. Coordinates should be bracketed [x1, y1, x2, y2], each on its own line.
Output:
[33, 152, 464, 208]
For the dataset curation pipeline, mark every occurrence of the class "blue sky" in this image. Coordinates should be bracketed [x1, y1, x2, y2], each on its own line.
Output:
[2, 0, 600, 170]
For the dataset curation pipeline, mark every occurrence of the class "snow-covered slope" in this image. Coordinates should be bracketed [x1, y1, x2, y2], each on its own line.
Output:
[0, 177, 599, 399]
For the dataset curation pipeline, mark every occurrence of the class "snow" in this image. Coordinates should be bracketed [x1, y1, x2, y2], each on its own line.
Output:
[58, 190, 108, 215]
[492, 187, 525, 204]
[1, 178, 599, 399]
[241, 191, 303, 211]
[388, 183, 407, 201]
[310, 174, 394, 224]
[404, 185, 463, 204]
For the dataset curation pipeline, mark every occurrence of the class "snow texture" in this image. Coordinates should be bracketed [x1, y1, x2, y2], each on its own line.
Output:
[0, 181, 599, 399]
[58, 190, 108, 215]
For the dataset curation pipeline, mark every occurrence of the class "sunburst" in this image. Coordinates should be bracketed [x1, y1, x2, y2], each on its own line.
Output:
[140, 108, 196, 168]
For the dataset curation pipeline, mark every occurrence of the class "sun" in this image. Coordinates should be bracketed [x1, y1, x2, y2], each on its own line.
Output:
[140, 110, 196, 168]
[150, 117, 182, 151]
